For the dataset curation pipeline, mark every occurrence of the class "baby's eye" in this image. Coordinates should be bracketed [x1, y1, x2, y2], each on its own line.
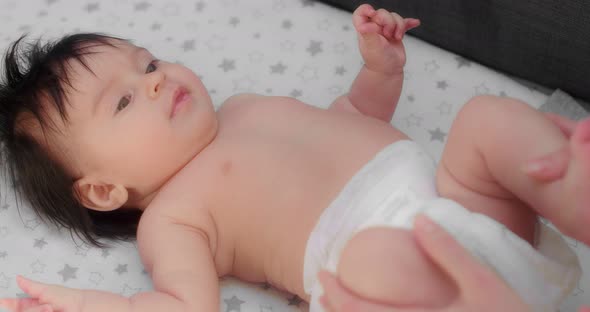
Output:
[116, 95, 131, 112]
[145, 61, 158, 74]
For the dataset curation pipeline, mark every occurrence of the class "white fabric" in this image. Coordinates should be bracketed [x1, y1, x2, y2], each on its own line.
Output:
[303, 140, 581, 312]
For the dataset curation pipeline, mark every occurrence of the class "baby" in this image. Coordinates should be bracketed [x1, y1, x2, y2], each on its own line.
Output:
[0, 3, 585, 312]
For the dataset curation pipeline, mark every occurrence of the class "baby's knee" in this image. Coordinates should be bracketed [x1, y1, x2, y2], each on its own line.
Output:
[337, 227, 457, 307]
[457, 95, 534, 126]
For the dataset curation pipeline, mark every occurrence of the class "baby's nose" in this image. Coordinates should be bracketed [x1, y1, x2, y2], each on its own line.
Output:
[147, 72, 165, 99]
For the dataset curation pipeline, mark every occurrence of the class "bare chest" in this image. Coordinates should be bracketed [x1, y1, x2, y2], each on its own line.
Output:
[160, 96, 407, 295]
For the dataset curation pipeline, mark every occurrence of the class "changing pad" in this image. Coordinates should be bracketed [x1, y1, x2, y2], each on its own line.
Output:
[0, 0, 587, 311]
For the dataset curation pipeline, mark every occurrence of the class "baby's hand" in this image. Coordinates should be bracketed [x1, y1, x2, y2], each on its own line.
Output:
[0, 276, 84, 312]
[352, 4, 420, 75]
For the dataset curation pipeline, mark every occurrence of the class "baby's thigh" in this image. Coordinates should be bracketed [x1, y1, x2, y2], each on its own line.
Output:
[337, 227, 456, 308]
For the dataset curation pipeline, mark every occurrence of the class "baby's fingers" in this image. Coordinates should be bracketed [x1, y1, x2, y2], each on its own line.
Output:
[404, 18, 421, 32]
[0, 298, 41, 312]
[24, 304, 53, 312]
[16, 276, 65, 308]
[16, 276, 48, 299]
[352, 4, 377, 29]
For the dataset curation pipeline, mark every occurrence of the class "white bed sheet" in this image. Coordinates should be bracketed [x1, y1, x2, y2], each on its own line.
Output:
[0, 0, 587, 311]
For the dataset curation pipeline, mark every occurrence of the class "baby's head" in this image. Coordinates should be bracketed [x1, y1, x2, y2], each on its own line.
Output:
[0, 33, 218, 246]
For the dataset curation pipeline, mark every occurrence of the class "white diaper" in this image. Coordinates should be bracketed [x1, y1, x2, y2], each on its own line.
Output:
[303, 140, 581, 312]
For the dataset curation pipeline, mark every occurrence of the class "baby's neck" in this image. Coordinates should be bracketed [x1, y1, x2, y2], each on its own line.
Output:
[126, 188, 160, 211]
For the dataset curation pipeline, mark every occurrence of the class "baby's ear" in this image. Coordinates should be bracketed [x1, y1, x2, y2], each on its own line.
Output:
[73, 178, 128, 212]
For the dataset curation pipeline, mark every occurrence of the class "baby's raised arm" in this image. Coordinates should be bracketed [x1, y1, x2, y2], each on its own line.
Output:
[330, 4, 419, 122]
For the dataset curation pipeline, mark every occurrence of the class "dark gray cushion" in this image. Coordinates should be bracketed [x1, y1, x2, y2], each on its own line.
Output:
[319, 0, 590, 104]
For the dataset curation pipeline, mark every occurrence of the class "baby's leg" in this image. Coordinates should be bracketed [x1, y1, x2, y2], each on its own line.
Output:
[336, 227, 457, 307]
[437, 95, 589, 244]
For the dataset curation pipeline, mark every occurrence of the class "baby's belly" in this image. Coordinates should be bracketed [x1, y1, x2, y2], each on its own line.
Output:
[209, 102, 410, 298]
[225, 171, 341, 299]
[223, 143, 409, 299]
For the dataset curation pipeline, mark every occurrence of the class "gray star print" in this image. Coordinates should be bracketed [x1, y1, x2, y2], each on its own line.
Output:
[301, 0, 315, 6]
[151, 23, 161, 31]
[115, 264, 128, 275]
[101, 249, 110, 258]
[229, 17, 240, 27]
[31, 260, 46, 273]
[270, 62, 287, 74]
[58, 264, 78, 282]
[121, 284, 142, 297]
[0, 251, 7, 258]
[429, 128, 447, 142]
[260, 305, 273, 312]
[89, 272, 104, 285]
[219, 59, 236, 72]
[456, 56, 471, 68]
[224, 295, 245, 312]
[24, 218, 41, 230]
[85, 3, 99, 12]
[290, 89, 303, 97]
[436, 102, 452, 115]
[404, 114, 422, 127]
[306, 40, 323, 56]
[34, 238, 47, 249]
[0, 226, 9, 238]
[0, 273, 9, 288]
[437, 80, 448, 90]
[424, 60, 440, 73]
[195, 1, 206, 11]
[297, 65, 319, 81]
[182, 40, 196, 52]
[282, 20, 293, 29]
[47, 0, 58, 4]
[474, 83, 490, 95]
[134, 1, 150, 11]
[335, 66, 346, 75]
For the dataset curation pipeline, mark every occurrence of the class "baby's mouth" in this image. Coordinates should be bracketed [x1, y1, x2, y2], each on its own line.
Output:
[170, 87, 190, 118]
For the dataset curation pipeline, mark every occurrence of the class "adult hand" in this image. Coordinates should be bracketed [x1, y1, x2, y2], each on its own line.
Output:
[523, 113, 578, 182]
[318, 214, 532, 312]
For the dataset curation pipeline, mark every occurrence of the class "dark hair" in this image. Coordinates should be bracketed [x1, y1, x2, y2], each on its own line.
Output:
[0, 33, 142, 248]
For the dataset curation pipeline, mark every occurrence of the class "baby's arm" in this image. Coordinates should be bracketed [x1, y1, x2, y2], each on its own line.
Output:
[0, 209, 219, 312]
[330, 4, 419, 122]
[129, 209, 220, 311]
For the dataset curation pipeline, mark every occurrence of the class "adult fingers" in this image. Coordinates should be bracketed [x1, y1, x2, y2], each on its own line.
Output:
[544, 113, 577, 138]
[522, 147, 570, 182]
[413, 215, 504, 297]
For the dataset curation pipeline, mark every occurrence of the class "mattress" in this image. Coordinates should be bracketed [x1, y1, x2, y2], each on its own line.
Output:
[0, 0, 587, 311]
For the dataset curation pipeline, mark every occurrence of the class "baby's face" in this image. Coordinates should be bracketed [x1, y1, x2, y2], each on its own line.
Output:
[58, 41, 217, 203]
